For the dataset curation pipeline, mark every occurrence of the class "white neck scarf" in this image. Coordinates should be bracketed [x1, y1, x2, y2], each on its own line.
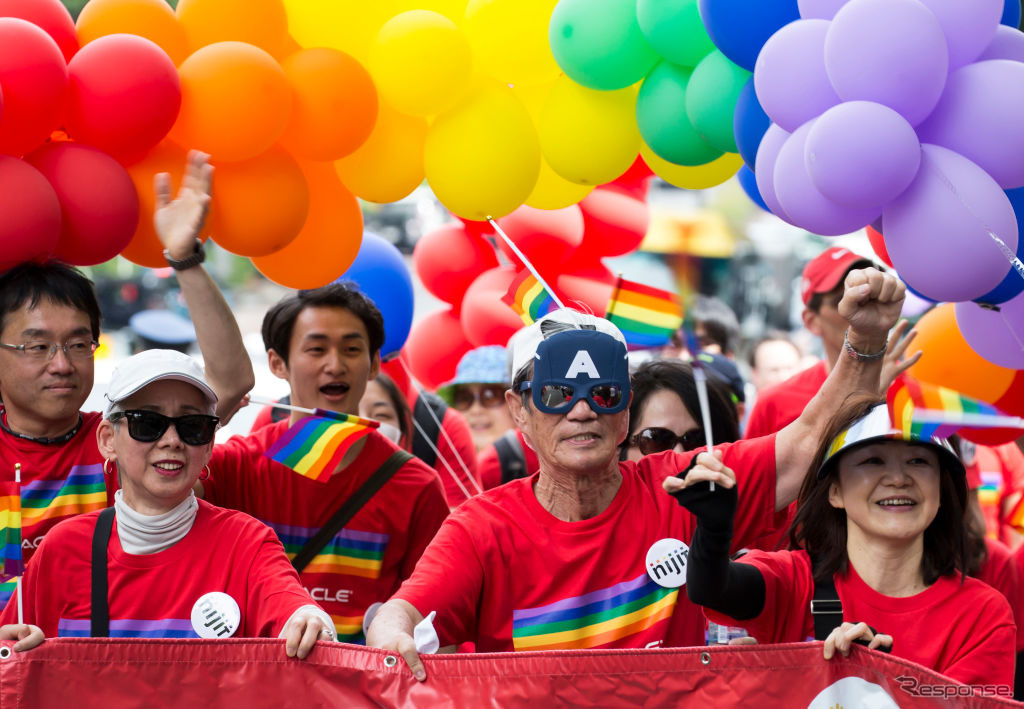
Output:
[114, 489, 198, 555]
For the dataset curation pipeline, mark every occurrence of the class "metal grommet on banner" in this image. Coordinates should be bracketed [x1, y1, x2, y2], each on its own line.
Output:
[384, 655, 398, 668]
[0, 646, 11, 659]
[700, 651, 711, 666]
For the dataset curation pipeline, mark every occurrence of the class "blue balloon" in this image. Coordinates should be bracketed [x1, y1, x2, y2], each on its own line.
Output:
[1002, 0, 1021, 28]
[737, 164, 769, 211]
[336, 232, 414, 360]
[977, 187, 1024, 304]
[733, 77, 770, 168]
[697, 0, 801, 72]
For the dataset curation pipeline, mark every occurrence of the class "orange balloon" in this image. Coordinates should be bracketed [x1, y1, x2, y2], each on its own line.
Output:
[334, 102, 427, 203]
[175, 0, 288, 58]
[279, 48, 378, 161]
[76, 0, 188, 65]
[909, 303, 1016, 404]
[172, 42, 291, 163]
[121, 140, 210, 267]
[209, 146, 309, 257]
[252, 161, 363, 289]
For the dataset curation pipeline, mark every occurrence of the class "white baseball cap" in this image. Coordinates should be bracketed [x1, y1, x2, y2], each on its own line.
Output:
[104, 349, 218, 419]
[509, 309, 628, 380]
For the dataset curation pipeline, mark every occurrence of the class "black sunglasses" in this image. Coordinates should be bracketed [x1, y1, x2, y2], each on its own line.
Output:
[631, 427, 705, 456]
[110, 410, 220, 446]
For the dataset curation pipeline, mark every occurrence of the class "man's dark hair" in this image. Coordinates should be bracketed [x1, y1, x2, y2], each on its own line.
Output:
[261, 282, 385, 366]
[690, 295, 740, 355]
[0, 261, 101, 340]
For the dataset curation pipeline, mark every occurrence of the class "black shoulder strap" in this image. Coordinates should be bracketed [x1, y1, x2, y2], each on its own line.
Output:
[810, 559, 843, 641]
[291, 450, 413, 573]
[90, 507, 116, 638]
[411, 393, 447, 467]
[495, 430, 528, 485]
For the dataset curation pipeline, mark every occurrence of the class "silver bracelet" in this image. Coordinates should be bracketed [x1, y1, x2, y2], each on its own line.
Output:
[843, 330, 886, 361]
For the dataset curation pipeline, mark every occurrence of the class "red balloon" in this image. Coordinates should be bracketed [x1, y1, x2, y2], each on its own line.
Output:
[25, 142, 139, 266]
[460, 266, 524, 347]
[495, 204, 584, 273]
[866, 225, 893, 268]
[578, 187, 648, 258]
[0, 0, 76, 63]
[958, 427, 1022, 447]
[403, 308, 473, 390]
[995, 370, 1024, 417]
[0, 18, 67, 157]
[606, 153, 653, 201]
[458, 216, 494, 240]
[557, 271, 617, 316]
[0, 155, 61, 270]
[413, 223, 499, 306]
[65, 34, 180, 162]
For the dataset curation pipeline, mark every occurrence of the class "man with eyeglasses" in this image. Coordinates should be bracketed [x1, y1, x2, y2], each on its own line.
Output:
[0, 152, 253, 593]
[368, 268, 906, 679]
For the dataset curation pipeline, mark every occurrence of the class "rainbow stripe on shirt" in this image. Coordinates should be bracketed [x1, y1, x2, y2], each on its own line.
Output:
[58, 618, 198, 638]
[20, 464, 107, 528]
[511, 574, 679, 651]
[263, 521, 388, 580]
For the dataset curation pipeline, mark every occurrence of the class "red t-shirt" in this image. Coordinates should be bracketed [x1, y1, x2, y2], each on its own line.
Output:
[393, 434, 778, 651]
[0, 499, 313, 639]
[0, 409, 116, 606]
[706, 549, 1016, 687]
[477, 429, 540, 490]
[744, 361, 828, 439]
[972, 443, 1024, 544]
[204, 424, 449, 642]
[976, 538, 1024, 652]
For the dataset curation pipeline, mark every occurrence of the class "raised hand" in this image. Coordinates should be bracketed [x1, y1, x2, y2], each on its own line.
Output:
[837, 268, 906, 342]
[154, 150, 213, 260]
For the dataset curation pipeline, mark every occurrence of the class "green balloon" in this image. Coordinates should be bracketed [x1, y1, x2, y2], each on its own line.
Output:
[636, 0, 715, 67]
[636, 61, 722, 166]
[685, 50, 751, 154]
[549, 0, 659, 91]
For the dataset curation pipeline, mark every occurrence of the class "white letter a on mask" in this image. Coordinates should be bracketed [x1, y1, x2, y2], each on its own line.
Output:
[564, 350, 600, 379]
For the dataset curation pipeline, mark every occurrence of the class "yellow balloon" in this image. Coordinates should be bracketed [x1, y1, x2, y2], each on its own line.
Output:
[526, 159, 594, 210]
[641, 143, 743, 189]
[335, 103, 428, 203]
[425, 84, 541, 220]
[464, 0, 560, 85]
[369, 10, 473, 117]
[539, 77, 640, 186]
[283, 0, 395, 62]
[394, 0, 467, 23]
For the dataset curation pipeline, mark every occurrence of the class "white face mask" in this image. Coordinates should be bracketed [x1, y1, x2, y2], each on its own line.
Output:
[377, 422, 402, 445]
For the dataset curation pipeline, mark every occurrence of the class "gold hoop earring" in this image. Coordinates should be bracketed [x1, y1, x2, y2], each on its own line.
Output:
[102, 459, 117, 476]
[198, 465, 211, 481]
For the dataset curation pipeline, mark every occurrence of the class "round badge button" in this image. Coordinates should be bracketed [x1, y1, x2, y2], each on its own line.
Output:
[645, 537, 688, 588]
[190, 592, 241, 639]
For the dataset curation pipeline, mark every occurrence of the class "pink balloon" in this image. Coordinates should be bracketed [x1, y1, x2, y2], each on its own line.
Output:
[955, 293, 1024, 369]
[754, 123, 792, 222]
[883, 144, 1018, 302]
[413, 223, 499, 307]
[917, 0, 1001, 69]
[459, 266, 525, 347]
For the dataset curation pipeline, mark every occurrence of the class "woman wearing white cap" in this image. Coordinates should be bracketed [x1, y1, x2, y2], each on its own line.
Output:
[0, 350, 335, 657]
[674, 395, 1015, 687]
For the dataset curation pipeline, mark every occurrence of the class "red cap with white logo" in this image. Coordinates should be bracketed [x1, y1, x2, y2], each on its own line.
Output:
[800, 247, 873, 306]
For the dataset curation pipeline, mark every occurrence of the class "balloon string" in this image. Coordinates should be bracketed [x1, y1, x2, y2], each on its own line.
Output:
[999, 308, 1024, 355]
[486, 217, 566, 310]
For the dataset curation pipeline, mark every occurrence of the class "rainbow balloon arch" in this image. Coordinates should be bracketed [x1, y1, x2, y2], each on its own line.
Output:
[0, 0, 1021, 434]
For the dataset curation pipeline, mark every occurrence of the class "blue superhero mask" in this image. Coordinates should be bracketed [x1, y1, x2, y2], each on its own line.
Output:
[518, 330, 630, 414]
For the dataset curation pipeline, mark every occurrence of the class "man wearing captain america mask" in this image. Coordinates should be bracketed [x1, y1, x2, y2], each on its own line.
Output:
[368, 266, 907, 681]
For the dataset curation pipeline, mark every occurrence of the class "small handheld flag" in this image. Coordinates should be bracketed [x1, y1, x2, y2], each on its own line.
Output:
[605, 276, 684, 350]
[264, 412, 379, 483]
[502, 270, 558, 325]
[887, 375, 1022, 440]
[0, 475, 22, 583]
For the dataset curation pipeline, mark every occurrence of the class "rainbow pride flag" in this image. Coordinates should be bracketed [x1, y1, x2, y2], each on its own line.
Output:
[264, 412, 379, 482]
[605, 277, 683, 349]
[0, 480, 23, 582]
[502, 270, 557, 325]
[886, 375, 1008, 440]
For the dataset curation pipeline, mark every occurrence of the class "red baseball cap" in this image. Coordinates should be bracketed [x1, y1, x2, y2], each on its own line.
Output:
[800, 247, 873, 306]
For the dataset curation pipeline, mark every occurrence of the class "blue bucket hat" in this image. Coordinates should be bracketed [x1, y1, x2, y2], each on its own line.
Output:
[437, 346, 509, 406]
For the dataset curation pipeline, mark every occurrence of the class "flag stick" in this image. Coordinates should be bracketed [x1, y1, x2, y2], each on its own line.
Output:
[912, 411, 1024, 429]
[15, 463, 22, 626]
[690, 363, 716, 492]
[487, 217, 565, 310]
[247, 397, 378, 427]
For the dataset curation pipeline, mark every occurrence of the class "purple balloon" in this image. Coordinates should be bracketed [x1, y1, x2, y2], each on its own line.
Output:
[978, 24, 1024, 62]
[754, 123, 793, 222]
[805, 101, 920, 209]
[798, 0, 850, 19]
[917, 0, 1002, 69]
[774, 120, 880, 235]
[917, 61, 1024, 189]
[754, 19, 840, 132]
[825, 0, 948, 126]
[955, 292, 1024, 369]
[883, 144, 1019, 302]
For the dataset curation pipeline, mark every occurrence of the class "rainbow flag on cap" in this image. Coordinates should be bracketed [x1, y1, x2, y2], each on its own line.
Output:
[605, 276, 683, 349]
[264, 411, 379, 483]
[887, 375, 1008, 440]
[0, 480, 23, 582]
[502, 270, 557, 325]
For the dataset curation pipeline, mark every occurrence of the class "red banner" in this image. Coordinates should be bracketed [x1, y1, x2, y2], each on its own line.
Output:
[0, 639, 1016, 707]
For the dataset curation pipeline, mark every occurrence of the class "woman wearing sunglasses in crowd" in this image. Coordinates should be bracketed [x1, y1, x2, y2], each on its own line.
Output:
[0, 350, 336, 657]
[673, 395, 1015, 687]
[437, 346, 517, 454]
[623, 358, 740, 462]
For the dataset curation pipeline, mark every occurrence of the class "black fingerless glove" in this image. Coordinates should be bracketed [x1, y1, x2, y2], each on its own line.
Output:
[669, 458, 738, 536]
